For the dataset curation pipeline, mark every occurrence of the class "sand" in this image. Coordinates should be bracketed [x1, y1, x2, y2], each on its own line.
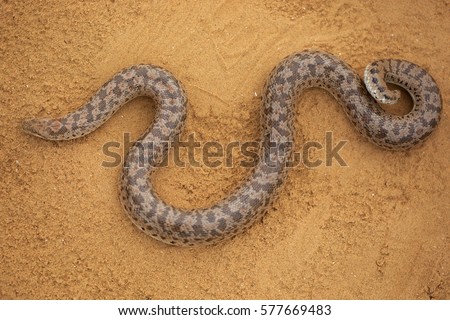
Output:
[0, 0, 448, 299]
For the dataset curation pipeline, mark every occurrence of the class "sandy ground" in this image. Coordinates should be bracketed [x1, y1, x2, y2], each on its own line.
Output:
[1, 0, 449, 300]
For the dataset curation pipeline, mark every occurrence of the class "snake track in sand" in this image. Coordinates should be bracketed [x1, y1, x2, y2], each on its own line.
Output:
[23, 50, 442, 246]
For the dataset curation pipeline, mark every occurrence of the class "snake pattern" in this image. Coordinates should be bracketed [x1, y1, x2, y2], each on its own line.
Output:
[22, 50, 442, 246]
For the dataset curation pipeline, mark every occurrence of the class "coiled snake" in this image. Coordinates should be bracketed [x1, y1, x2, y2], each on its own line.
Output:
[22, 50, 442, 246]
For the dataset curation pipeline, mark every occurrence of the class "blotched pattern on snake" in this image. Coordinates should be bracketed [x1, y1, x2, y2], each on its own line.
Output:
[22, 50, 442, 246]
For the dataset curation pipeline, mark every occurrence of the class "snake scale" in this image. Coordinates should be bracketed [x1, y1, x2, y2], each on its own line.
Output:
[22, 50, 442, 246]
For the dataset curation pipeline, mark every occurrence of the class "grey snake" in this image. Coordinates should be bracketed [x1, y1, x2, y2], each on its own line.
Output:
[22, 50, 442, 246]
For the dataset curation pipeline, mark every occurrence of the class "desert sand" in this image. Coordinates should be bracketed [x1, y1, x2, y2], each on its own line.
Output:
[0, 0, 448, 299]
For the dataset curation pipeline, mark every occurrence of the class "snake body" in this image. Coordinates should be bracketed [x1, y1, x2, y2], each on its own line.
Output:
[22, 50, 442, 246]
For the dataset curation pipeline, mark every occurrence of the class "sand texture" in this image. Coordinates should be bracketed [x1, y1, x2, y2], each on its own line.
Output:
[1, 0, 449, 299]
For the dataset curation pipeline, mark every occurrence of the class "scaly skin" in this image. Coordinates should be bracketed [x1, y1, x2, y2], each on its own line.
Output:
[23, 50, 442, 246]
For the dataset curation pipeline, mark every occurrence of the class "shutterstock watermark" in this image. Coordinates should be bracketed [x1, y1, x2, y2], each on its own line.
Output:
[101, 131, 348, 169]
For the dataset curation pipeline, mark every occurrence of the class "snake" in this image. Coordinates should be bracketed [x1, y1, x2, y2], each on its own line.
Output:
[22, 50, 442, 246]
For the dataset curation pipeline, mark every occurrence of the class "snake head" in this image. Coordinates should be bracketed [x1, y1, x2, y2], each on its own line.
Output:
[22, 118, 66, 140]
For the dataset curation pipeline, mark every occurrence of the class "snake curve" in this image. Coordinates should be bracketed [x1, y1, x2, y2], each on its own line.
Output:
[22, 50, 442, 246]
